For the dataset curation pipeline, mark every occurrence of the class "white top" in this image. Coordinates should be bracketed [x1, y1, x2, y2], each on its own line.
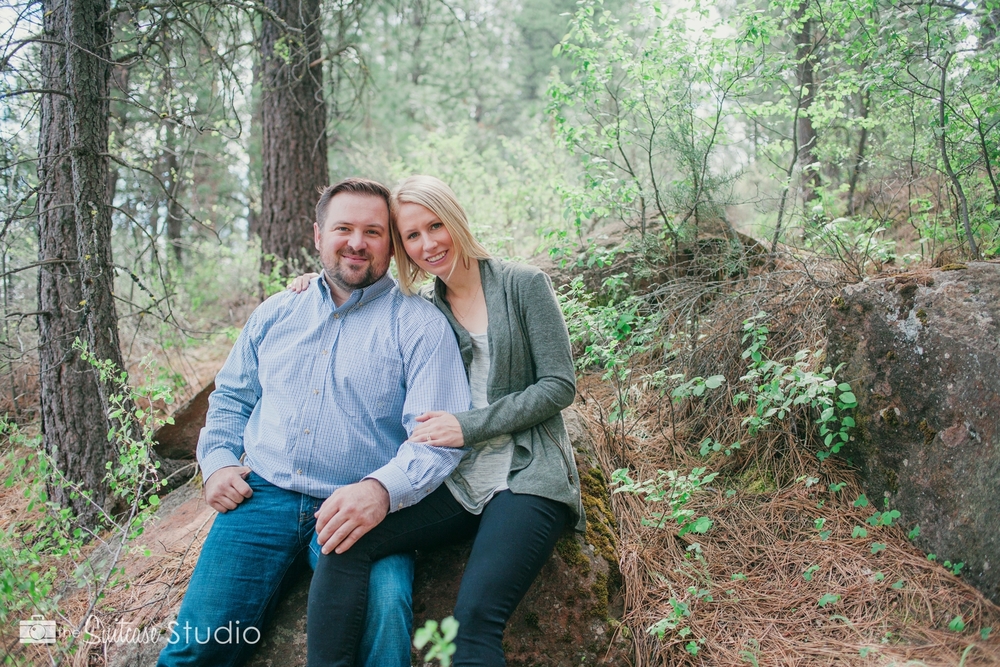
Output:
[444, 330, 515, 514]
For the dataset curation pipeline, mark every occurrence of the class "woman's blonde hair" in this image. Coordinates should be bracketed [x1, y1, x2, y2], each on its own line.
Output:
[391, 175, 491, 295]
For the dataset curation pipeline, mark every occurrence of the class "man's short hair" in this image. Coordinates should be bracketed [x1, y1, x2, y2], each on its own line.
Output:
[315, 177, 392, 226]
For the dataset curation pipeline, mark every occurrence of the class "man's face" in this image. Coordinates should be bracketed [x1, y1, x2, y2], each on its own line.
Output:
[314, 192, 392, 302]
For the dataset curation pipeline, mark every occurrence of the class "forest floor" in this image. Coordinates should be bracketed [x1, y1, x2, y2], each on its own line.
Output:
[570, 250, 1000, 666]
[581, 371, 1000, 665]
[4, 253, 1000, 666]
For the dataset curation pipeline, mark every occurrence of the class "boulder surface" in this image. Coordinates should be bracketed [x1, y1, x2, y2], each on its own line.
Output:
[826, 261, 1000, 603]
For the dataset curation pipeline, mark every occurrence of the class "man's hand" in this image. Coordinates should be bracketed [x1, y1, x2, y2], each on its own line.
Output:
[411, 411, 465, 448]
[314, 479, 390, 555]
[204, 466, 253, 513]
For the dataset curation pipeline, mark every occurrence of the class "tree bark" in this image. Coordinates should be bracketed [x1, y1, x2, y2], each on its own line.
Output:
[794, 4, 821, 204]
[165, 122, 184, 263]
[258, 0, 328, 276]
[37, 0, 126, 524]
[937, 56, 980, 260]
[158, 41, 185, 263]
[847, 91, 870, 216]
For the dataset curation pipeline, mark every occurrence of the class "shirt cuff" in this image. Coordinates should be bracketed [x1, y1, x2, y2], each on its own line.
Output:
[365, 462, 414, 512]
[199, 449, 243, 484]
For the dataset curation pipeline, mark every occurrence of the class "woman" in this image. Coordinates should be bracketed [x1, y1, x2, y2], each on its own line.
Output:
[298, 175, 585, 667]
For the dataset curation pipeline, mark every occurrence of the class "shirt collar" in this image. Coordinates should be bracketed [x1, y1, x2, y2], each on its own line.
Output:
[317, 270, 396, 311]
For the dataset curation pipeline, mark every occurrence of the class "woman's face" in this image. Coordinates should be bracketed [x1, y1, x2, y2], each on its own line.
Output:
[396, 201, 458, 279]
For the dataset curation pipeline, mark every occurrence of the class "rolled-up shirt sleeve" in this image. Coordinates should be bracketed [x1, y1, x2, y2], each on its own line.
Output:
[196, 315, 263, 483]
[366, 314, 470, 511]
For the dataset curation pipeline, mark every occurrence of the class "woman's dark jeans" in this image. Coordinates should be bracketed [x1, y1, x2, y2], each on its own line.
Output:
[307, 486, 569, 667]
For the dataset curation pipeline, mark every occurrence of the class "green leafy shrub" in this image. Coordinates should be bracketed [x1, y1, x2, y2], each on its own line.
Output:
[0, 341, 172, 659]
[734, 313, 858, 461]
[414, 616, 459, 667]
[610, 466, 717, 536]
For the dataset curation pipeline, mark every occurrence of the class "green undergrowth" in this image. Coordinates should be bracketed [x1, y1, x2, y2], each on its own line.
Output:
[562, 270, 998, 661]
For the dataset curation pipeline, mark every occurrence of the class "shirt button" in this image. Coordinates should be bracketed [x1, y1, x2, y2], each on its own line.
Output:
[313, 389, 319, 395]
[304, 429, 311, 434]
[397, 503, 403, 509]
[334, 313, 340, 319]
[297, 469, 303, 475]
[321, 349, 328, 355]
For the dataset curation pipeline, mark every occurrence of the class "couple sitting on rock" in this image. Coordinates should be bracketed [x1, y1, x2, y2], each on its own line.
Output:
[156, 175, 586, 667]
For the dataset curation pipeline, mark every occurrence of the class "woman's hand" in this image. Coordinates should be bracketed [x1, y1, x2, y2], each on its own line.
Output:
[287, 272, 319, 293]
[411, 411, 465, 448]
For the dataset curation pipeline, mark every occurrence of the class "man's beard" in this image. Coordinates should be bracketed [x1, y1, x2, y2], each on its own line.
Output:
[324, 250, 388, 293]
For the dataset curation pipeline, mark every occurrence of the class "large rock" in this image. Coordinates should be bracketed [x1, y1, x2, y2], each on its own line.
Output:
[107, 406, 626, 666]
[153, 381, 214, 460]
[826, 261, 1000, 603]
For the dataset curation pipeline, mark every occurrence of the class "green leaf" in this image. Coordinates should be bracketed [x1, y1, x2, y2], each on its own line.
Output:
[948, 615, 965, 632]
[908, 525, 921, 540]
[839, 391, 857, 405]
[413, 620, 438, 650]
[852, 525, 868, 539]
[854, 494, 869, 507]
[704, 375, 725, 389]
[440, 616, 459, 642]
[687, 516, 714, 534]
[817, 593, 841, 608]
[149, 495, 160, 507]
[871, 542, 886, 554]
[552, 43, 563, 57]
[891, 580, 905, 590]
[981, 627, 993, 640]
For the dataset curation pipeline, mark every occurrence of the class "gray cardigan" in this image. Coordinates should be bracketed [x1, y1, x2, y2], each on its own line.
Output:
[431, 258, 586, 531]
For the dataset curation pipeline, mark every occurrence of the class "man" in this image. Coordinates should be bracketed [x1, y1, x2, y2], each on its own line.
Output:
[158, 177, 470, 667]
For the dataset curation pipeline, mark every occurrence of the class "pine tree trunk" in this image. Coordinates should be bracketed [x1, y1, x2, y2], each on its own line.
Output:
[794, 6, 821, 204]
[258, 0, 328, 276]
[165, 122, 184, 263]
[36, 0, 125, 525]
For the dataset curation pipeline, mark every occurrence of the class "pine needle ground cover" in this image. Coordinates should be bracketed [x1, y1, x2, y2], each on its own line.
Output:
[570, 255, 1000, 666]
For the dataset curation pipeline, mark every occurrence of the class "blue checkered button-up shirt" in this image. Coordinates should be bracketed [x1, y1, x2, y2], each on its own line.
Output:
[196, 272, 471, 511]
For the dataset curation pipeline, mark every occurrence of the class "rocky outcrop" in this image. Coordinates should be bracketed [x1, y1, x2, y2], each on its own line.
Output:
[107, 406, 626, 666]
[153, 381, 214, 460]
[826, 261, 1000, 603]
[532, 220, 763, 294]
